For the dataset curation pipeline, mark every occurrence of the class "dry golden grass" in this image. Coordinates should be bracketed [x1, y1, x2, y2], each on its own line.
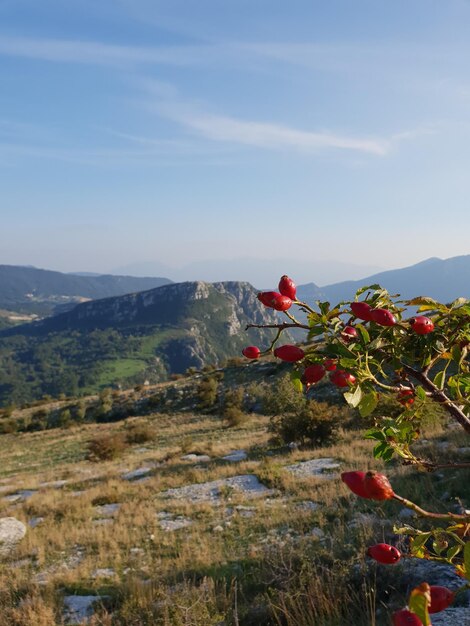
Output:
[0, 404, 462, 625]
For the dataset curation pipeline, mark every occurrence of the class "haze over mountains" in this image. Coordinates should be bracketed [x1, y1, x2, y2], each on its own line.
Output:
[0, 265, 172, 316]
[295, 255, 470, 304]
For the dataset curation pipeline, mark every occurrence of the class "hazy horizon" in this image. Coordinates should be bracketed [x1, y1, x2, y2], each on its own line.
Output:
[2, 1, 470, 277]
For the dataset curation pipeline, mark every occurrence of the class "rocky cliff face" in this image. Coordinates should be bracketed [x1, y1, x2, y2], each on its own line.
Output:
[18, 281, 278, 334]
[0, 281, 285, 402]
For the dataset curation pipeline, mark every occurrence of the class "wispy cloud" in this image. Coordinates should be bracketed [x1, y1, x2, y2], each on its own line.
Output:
[0, 35, 232, 67]
[172, 112, 391, 155]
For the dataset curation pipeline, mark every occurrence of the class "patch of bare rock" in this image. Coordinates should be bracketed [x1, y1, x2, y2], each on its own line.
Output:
[284, 458, 340, 478]
[0, 517, 26, 557]
[161, 474, 274, 504]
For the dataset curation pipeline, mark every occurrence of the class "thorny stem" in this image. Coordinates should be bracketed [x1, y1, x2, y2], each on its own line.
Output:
[393, 493, 470, 522]
[283, 310, 304, 325]
[245, 322, 310, 331]
[400, 363, 470, 433]
[293, 299, 316, 314]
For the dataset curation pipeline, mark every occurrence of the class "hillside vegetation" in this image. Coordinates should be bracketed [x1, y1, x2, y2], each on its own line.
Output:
[0, 282, 281, 407]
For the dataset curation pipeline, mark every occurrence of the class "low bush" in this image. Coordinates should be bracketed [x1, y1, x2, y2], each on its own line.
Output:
[269, 400, 347, 447]
[86, 433, 127, 461]
[125, 421, 156, 444]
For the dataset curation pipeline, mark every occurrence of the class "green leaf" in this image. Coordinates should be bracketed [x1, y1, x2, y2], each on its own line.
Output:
[290, 371, 303, 393]
[408, 584, 431, 626]
[450, 297, 469, 309]
[447, 544, 461, 561]
[358, 392, 379, 418]
[410, 532, 431, 557]
[344, 385, 362, 408]
[373, 441, 392, 459]
[408, 296, 439, 307]
[433, 370, 446, 390]
[355, 323, 370, 345]
[415, 387, 427, 401]
[451, 345, 462, 364]
[464, 541, 470, 581]
[355, 284, 382, 297]
[364, 428, 385, 441]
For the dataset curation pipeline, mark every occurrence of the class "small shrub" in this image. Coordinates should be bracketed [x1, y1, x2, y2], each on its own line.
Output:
[0, 418, 18, 434]
[224, 406, 248, 427]
[263, 375, 306, 416]
[197, 377, 218, 410]
[86, 433, 127, 461]
[26, 409, 49, 432]
[269, 400, 346, 447]
[125, 422, 156, 444]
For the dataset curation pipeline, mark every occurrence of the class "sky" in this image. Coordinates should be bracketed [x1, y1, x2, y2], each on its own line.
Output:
[1, 0, 470, 286]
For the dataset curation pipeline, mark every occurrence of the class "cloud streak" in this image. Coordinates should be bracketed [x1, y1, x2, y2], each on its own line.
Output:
[174, 112, 390, 155]
[0, 35, 233, 67]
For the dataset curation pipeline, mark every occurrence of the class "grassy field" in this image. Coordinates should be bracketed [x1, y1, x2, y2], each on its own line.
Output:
[0, 391, 468, 625]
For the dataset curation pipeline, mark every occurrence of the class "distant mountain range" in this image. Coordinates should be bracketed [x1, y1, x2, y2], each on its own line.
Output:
[0, 281, 280, 406]
[295, 255, 470, 304]
[0, 254, 469, 406]
[0, 265, 172, 316]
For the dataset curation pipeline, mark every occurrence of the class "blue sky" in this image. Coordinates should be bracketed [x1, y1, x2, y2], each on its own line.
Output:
[1, 0, 470, 286]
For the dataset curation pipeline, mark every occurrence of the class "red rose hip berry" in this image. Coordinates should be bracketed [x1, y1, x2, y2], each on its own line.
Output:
[363, 471, 395, 500]
[278, 275, 297, 300]
[370, 308, 397, 326]
[323, 358, 337, 371]
[409, 316, 434, 335]
[272, 295, 292, 311]
[392, 610, 423, 626]
[351, 301, 372, 321]
[397, 389, 414, 406]
[429, 586, 454, 613]
[341, 325, 358, 342]
[273, 345, 305, 362]
[257, 291, 282, 308]
[329, 369, 356, 387]
[367, 543, 401, 564]
[242, 346, 260, 359]
[341, 471, 369, 498]
[302, 364, 326, 384]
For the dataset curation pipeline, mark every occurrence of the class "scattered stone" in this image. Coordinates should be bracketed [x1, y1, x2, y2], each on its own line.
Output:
[233, 505, 256, 518]
[285, 458, 340, 478]
[11, 557, 33, 568]
[70, 490, 87, 497]
[222, 450, 247, 462]
[130, 547, 145, 556]
[309, 527, 325, 541]
[456, 446, 470, 456]
[39, 480, 68, 489]
[212, 525, 224, 533]
[92, 518, 113, 526]
[122, 467, 154, 481]
[0, 517, 27, 557]
[296, 500, 320, 512]
[63, 595, 105, 625]
[93, 503, 120, 517]
[135, 447, 150, 454]
[347, 513, 380, 530]
[156, 512, 193, 532]
[181, 454, 211, 463]
[28, 516, 44, 528]
[402, 558, 468, 592]
[92, 568, 115, 579]
[3, 489, 38, 503]
[398, 508, 416, 521]
[161, 474, 274, 504]
[431, 608, 470, 625]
